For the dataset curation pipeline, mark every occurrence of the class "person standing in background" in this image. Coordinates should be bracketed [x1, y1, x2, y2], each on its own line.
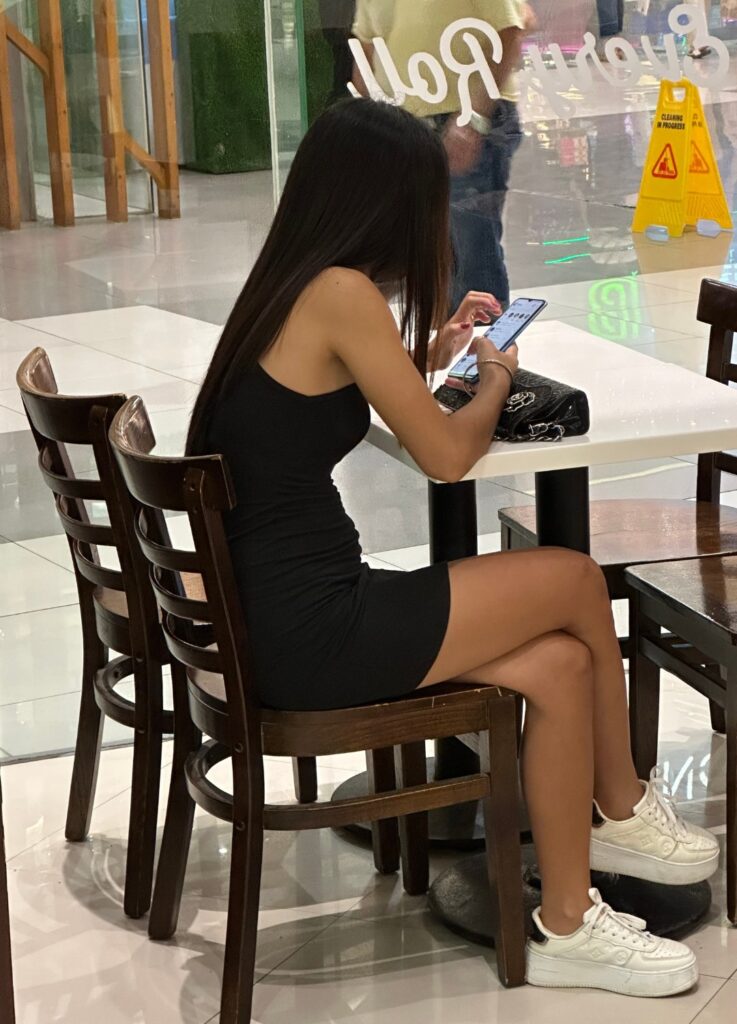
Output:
[687, 0, 712, 59]
[594, 0, 624, 59]
[320, 0, 358, 105]
[596, 0, 625, 38]
[353, 1, 533, 310]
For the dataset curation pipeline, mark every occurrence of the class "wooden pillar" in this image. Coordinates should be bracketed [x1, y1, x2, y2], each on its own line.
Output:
[36, 0, 74, 226]
[94, 0, 180, 222]
[146, 0, 180, 219]
[94, 0, 128, 221]
[0, 14, 21, 230]
[1, 0, 74, 228]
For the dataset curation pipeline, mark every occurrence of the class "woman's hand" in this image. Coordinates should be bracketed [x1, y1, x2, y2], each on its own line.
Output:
[432, 291, 502, 369]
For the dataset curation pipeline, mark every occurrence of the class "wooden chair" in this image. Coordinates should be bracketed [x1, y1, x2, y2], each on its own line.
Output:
[626, 556, 737, 923]
[110, 395, 527, 1024]
[0, 772, 16, 1024]
[499, 278, 737, 732]
[17, 347, 177, 919]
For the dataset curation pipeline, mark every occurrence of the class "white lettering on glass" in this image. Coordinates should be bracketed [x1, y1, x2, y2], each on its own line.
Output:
[348, 5, 729, 121]
[439, 19, 502, 126]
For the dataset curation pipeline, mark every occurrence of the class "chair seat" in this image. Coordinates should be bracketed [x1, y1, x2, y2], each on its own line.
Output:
[500, 499, 737, 577]
[186, 663, 507, 757]
[627, 555, 737, 643]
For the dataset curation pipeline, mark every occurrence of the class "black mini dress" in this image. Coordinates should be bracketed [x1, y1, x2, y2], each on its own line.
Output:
[206, 364, 451, 712]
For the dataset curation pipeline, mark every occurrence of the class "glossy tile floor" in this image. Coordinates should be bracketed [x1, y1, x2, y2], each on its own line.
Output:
[2, 691, 734, 1024]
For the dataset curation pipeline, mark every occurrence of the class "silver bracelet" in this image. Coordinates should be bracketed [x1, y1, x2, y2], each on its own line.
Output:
[478, 358, 515, 387]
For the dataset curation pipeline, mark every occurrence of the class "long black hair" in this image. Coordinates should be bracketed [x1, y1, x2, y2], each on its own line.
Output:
[187, 98, 452, 455]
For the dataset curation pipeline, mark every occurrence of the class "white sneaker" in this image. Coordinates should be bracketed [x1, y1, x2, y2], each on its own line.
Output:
[590, 769, 719, 884]
[526, 888, 698, 997]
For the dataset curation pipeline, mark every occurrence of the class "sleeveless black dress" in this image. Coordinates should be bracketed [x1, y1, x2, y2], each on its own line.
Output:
[206, 364, 451, 712]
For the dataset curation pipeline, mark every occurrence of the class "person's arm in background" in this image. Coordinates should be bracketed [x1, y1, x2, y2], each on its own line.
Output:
[351, 0, 375, 96]
[445, 2, 535, 175]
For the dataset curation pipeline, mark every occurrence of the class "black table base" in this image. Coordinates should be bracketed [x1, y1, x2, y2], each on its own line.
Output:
[429, 852, 712, 947]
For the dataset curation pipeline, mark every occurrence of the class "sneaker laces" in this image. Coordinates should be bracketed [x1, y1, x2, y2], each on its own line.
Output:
[647, 768, 689, 840]
[586, 898, 651, 948]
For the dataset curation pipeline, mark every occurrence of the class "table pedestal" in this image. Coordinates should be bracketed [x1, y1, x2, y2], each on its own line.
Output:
[429, 852, 712, 946]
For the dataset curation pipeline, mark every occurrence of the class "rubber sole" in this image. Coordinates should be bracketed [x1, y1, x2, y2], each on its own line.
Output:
[590, 838, 719, 885]
[527, 948, 699, 997]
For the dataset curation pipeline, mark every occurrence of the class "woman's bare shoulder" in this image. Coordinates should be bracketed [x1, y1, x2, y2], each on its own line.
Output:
[309, 266, 389, 314]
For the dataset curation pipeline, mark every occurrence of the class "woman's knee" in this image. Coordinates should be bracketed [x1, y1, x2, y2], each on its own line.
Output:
[549, 549, 609, 607]
[529, 633, 594, 708]
[544, 632, 593, 681]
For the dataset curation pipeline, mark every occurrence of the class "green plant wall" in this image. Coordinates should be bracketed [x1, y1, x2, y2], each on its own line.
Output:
[175, 0, 271, 173]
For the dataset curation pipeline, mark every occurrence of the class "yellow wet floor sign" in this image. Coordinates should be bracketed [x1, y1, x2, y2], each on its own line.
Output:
[632, 80, 732, 237]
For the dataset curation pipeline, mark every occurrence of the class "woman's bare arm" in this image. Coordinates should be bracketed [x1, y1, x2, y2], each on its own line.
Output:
[317, 269, 515, 482]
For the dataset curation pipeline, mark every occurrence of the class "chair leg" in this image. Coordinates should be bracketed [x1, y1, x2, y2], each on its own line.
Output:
[514, 693, 524, 755]
[726, 667, 737, 926]
[366, 748, 400, 875]
[124, 659, 164, 920]
[0, 773, 16, 1024]
[220, 795, 264, 1024]
[293, 757, 318, 804]
[710, 701, 727, 736]
[394, 742, 429, 896]
[480, 698, 526, 988]
[65, 613, 106, 842]
[628, 598, 661, 780]
[149, 663, 201, 941]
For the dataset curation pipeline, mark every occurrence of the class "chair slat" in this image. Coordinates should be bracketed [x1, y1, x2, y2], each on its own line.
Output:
[38, 455, 104, 501]
[264, 775, 490, 832]
[74, 546, 124, 592]
[134, 514, 201, 573]
[162, 620, 222, 674]
[152, 576, 210, 622]
[57, 502, 114, 547]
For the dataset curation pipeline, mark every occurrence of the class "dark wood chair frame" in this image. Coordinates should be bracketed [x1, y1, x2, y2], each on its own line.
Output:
[16, 349, 395, 914]
[499, 277, 737, 735]
[18, 348, 170, 918]
[110, 395, 527, 1024]
[627, 559, 737, 923]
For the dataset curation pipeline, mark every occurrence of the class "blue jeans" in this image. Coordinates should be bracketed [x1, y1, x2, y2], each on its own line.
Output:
[446, 101, 523, 310]
[597, 0, 625, 37]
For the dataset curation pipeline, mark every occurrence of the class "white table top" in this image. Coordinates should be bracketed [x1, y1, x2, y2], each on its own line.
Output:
[368, 320, 737, 482]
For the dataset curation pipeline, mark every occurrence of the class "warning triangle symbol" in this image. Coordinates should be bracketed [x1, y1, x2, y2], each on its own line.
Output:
[690, 142, 709, 174]
[652, 143, 678, 179]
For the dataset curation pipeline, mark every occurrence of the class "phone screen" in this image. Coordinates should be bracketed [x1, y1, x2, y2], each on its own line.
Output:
[447, 297, 547, 384]
[484, 297, 547, 351]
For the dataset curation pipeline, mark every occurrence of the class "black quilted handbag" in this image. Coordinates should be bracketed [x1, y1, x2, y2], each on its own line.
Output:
[434, 369, 590, 443]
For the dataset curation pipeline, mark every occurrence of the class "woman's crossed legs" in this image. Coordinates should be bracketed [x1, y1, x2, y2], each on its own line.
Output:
[419, 547, 643, 934]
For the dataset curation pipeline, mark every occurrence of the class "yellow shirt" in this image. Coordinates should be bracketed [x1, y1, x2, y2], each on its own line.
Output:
[353, 0, 525, 115]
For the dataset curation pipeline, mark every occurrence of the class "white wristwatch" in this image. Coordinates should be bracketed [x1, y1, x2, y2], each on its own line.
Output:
[468, 110, 493, 137]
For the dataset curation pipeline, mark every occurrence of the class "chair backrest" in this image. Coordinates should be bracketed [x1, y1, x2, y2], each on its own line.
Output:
[697, 278, 737, 503]
[109, 396, 263, 764]
[16, 348, 160, 646]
